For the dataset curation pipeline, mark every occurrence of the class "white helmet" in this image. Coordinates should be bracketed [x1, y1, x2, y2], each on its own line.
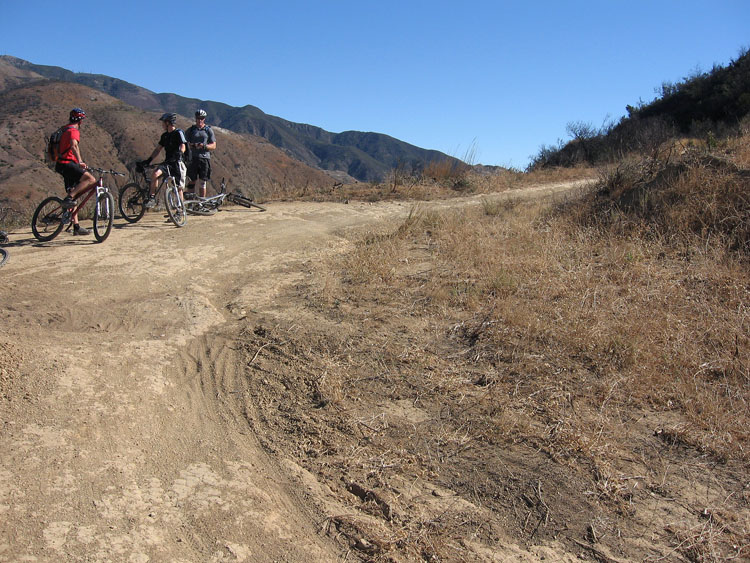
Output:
[195, 109, 207, 119]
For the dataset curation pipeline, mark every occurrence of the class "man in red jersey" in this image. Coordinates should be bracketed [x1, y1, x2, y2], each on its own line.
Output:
[55, 108, 96, 235]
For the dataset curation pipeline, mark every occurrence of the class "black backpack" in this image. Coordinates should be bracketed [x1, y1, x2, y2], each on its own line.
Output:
[46, 125, 73, 165]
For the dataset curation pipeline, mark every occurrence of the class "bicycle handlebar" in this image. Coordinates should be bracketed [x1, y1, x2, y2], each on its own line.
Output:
[87, 167, 126, 176]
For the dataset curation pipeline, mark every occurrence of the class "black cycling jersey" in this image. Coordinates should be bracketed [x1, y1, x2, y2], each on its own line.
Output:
[159, 129, 187, 163]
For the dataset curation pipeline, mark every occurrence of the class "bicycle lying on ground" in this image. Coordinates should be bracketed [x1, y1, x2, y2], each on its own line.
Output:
[118, 162, 187, 227]
[31, 167, 123, 243]
[184, 178, 266, 215]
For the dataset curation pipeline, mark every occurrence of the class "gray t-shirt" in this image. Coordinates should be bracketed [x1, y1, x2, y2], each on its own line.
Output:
[185, 125, 216, 159]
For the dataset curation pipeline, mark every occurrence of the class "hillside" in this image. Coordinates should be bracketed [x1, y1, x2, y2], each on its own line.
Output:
[0, 68, 335, 215]
[530, 49, 750, 169]
[1, 55, 462, 183]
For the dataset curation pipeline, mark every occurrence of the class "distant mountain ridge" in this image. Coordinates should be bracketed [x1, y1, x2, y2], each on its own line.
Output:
[0, 60, 336, 213]
[1, 55, 460, 182]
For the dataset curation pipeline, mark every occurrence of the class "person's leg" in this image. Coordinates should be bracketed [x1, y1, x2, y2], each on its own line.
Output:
[199, 159, 211, 198]
[146, 167, 164, 208]
[178, 161, 187, 201]
[69, 170, 96, 200]
[150, 168, 163, 197]
[58, 163, 92, 232]
[186, 159, 197, 196]
[59, 163, 87, 204]
[69, 170, 96, 227]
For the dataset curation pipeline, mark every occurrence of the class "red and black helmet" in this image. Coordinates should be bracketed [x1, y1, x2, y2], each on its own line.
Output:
[69, 108, 86, 123]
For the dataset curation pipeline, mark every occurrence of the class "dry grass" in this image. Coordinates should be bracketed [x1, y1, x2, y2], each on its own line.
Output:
[295, 165, 596, 204]
[351, 142, 750, 457]
[238, 139, 750, 561]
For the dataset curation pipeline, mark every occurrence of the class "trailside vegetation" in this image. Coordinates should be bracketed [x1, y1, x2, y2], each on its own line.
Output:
[530, 49, 750, 170]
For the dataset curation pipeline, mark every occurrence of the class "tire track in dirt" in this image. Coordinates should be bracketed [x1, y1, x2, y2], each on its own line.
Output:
[0, 182, 590, 562]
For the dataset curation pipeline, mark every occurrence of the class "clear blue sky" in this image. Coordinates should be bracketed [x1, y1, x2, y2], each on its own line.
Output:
[2, 1, 748, 168]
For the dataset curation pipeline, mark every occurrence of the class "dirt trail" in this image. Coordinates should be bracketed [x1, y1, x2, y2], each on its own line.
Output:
[0, 182, 589, 562]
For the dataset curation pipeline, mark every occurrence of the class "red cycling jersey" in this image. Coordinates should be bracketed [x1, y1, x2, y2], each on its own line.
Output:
[58, 125, 80, 163]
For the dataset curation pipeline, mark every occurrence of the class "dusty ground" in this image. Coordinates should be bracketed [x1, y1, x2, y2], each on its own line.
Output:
[0, 181, 636, 563]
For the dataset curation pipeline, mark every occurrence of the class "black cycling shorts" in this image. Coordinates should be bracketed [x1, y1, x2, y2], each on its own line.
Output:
[55, 161, 86, 191]
[187, 158, 211, 181]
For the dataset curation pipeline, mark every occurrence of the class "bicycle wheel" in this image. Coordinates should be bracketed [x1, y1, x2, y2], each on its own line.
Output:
[228, 193, 266, 212]
[93, 191, 114, 242]
[164, 184, 186, 227]
[185, 200, 217, 216]
[31, 196, 65, 241]
[0, 248, 7, 269]
[118, 182, 146, 223]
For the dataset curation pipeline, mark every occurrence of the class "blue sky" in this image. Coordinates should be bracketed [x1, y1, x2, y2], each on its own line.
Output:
[2, 1, 748, 168]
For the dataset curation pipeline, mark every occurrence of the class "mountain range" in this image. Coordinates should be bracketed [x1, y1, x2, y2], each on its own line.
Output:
[0, 58, 339, 212]
[1, 55, 461, 184]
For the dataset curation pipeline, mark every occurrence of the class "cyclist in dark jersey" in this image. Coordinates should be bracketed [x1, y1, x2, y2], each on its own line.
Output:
[139, 113, 187, 208]
[55, 108, 95, 235]
[185, 109, 217, 198]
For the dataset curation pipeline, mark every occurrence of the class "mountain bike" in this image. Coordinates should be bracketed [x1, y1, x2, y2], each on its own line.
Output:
[0, 206, 10, 268]
[118, 162, 186, 227]
[0, 230, 8, 269]
[184, 178, 266, 215]
[31, 167, 123, 243]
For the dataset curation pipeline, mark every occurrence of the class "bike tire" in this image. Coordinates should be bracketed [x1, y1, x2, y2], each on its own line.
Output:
[164, 184, 186, 227]
[0, 248, 7, 269]
[228, 193, 266, 212]
[93, 191, 115, 242]
[118, 182, 146, 223]
[185, 201, 218, 216]
[31, 196, 66, 242]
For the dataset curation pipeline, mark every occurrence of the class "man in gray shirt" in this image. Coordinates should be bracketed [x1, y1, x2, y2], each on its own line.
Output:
[185, 109, 217, 197]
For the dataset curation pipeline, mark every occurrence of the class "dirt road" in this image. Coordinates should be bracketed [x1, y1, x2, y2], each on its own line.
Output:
[0, 182, 588, 562]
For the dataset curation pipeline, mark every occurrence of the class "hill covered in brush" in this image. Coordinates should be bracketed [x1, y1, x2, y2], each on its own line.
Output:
[1, 56, 462, 183]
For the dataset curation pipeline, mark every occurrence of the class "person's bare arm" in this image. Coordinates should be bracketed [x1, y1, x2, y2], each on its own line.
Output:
[71, 138, 86, 168]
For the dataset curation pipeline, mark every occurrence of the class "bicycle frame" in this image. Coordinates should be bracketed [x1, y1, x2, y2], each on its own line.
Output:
[185, 190, 228, 207]
[69, 183, 96, 217]
[185, 178, 235, 214]
[184, 178, 265, 214]
[140, 165, 180, 197]
[68, 169, 120, 224]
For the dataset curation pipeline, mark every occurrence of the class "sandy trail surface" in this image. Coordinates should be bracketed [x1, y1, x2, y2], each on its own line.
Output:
[0, 182, 587, 562]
